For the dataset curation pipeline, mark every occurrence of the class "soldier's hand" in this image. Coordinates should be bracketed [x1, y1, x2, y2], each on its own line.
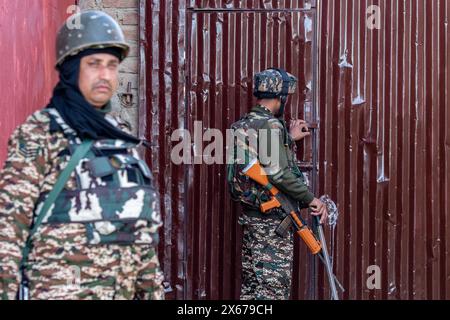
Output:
[309, 198, 328, 225]
[289, 120, 311, 141]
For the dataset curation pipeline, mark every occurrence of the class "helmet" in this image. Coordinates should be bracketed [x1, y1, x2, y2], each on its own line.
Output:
[253, 68, 298, 99]
[253, 68, 298, 117]
[55, 10, 130, 66]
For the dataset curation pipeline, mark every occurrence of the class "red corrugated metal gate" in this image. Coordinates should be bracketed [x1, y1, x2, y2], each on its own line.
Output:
[316, 0, 450, 300]
[186, 4, 318, 300]
[141, 0, 319, 300]
[141, 0, 450, 300]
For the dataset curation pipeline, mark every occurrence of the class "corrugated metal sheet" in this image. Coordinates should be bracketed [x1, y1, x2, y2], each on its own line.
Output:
[187, 0, 316, 10]
[141, 0, 450, 300]
[140, 0, 189, 300]
[0, 0, 75, 164]
[186, 7, 318, 300]
[317, 0, 450, 300]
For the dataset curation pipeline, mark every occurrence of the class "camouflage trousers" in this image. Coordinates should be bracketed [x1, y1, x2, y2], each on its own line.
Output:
[21, 241, 164, 300]
[239, 214, 294, 300]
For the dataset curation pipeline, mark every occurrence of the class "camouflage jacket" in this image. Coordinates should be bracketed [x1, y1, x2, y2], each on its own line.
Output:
[230, 105, 315, 215]
[0, 109, 163, 300]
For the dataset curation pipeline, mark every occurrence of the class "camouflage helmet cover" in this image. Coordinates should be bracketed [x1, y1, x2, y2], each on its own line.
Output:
[56, 10, 130, 66]
[253, 68, 298, 98]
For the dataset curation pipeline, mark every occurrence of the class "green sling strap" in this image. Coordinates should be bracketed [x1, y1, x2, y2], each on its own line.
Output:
[20, 139, 94, 270]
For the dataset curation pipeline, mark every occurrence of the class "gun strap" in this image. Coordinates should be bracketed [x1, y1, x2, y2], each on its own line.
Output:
[20, 139, 94, 272]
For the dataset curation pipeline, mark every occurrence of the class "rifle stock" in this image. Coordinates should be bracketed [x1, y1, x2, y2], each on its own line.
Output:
[243, 159, 321, 255]
[242, 159, 343, 299]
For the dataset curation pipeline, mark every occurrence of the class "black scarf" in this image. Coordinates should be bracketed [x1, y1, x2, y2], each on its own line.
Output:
[46, 48, 145, 146]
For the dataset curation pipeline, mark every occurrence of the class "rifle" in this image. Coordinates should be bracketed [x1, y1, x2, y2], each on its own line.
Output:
[242, 159, 344, 300]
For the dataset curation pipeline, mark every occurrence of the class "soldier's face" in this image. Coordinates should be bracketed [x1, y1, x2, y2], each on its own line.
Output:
[78, 53, 120, 108]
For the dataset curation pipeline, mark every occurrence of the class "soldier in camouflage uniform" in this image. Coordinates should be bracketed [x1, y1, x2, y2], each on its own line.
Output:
[0, 11, 164, 300]
[227, 68, 328, 300]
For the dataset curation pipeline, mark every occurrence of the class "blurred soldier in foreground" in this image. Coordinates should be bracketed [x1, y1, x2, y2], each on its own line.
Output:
[0, 11, 164, 300]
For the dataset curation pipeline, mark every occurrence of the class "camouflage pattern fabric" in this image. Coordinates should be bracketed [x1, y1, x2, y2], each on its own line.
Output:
[239, 214, 294, 300]
[227, 106, 274, 209]
[253, 69, 297, 96]
[39, 108, 162, 246]
[227, 105, 314, 211]
[230, 104, 315, 301]
[0, 110, 164, 300]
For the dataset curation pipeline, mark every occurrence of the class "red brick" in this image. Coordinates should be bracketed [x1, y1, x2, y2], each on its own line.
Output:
[127, 43, 139, 57]
[120, 10, 138, 25]
[120, 57, 138, 73]
[122, 25, 138, 41]
[101, 0, 138, 8]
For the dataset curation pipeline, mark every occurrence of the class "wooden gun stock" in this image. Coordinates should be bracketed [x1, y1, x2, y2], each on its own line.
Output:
[243, 159, 343, 299]
[290, 212, 321, 255]
[243, 159, 321, 255]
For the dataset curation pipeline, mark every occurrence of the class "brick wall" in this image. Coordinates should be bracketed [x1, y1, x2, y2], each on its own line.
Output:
[78, 0, 140, 134]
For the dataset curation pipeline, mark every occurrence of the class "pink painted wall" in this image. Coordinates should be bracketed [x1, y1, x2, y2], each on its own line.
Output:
[0, 0, 75, 164]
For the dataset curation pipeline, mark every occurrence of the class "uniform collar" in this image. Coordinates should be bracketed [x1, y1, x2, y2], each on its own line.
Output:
[251, 104, 274, 116]
[98, 102, 112, 115]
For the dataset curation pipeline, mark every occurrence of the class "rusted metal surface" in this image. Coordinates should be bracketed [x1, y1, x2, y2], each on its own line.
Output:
[187, 0, 316, 10]
[316, 0, 450, 300]
[141, 0, 450, 300]
[186, 7, 318, 299]
[0, 0, 75, 164]
[140, 0, 189, 299]
[142, 0, 315, 299]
